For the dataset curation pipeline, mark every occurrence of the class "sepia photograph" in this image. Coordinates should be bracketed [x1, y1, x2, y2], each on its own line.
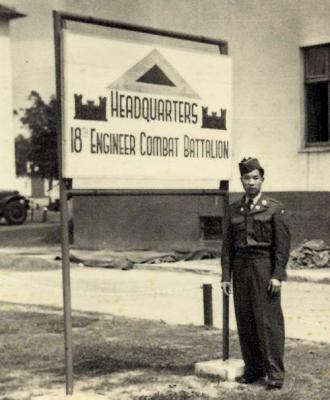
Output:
[0, 1, 329, 399]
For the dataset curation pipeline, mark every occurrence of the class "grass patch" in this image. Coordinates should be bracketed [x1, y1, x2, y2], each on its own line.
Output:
[134, 390, 210, 399]
[0, 303, 329, 399]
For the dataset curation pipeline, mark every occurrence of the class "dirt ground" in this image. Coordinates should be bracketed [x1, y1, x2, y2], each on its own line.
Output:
[0, 264, 329, 343]
[0, 228, 329, 399]
[1, 303, 329, 400]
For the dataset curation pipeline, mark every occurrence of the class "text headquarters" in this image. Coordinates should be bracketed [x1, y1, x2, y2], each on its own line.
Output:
[70, 91, 229, 159]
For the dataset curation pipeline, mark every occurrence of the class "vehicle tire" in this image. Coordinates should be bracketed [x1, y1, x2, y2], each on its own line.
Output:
[4, 201, 27, 225]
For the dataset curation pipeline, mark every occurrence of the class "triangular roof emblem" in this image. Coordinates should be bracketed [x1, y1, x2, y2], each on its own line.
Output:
[136, 64, 175, 87]
[108, 49, 200, 99]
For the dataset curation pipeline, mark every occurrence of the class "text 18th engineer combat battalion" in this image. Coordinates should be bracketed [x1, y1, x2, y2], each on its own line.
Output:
[70, 127, 229, 159]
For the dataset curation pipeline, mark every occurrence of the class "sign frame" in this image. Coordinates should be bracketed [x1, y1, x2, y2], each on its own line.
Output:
[53, 10, 230, 395]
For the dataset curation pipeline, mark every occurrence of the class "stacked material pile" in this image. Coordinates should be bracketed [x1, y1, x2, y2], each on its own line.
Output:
[141, 249, 220, 264]
[59, 249, 221, 269]
[289, 239, 330, 269]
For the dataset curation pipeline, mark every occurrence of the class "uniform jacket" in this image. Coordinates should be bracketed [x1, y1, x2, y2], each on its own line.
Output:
[221, 194, 291, 282]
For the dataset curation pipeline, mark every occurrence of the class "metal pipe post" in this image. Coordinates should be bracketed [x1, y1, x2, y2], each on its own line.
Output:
[60, 180, 74, 394]
[220, 181, 230, 361]
[202, 284, 213, 327]
[42, 207, 48, 222]
[54, 11, 74, 395]
[222, 292, 229, 361]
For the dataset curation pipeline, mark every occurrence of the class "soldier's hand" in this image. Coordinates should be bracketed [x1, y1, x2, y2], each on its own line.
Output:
[221, 281, 232, 296]
[268, 278, 281, 295]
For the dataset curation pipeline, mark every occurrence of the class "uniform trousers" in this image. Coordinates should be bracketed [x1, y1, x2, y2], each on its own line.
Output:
[232, 254, 285, 382]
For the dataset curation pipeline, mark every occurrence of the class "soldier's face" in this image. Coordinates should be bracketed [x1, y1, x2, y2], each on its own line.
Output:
[241, 169, 264, 197]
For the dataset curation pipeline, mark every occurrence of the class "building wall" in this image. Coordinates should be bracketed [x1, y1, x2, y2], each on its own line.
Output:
[0, 17, 16, 190]
[74, 195, 210, 251]
[299, 0, 330, 46]
[71, 0, 330, 249]
[227, 0, 304, 192]
[74, 191, 330, 250]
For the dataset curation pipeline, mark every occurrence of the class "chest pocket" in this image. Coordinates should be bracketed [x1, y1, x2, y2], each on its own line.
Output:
[253, 213, 272, 242]
[231, 215, 245, 231]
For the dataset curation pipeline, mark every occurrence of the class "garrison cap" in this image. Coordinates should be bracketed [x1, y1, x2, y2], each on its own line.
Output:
[239, 157, 264, 176]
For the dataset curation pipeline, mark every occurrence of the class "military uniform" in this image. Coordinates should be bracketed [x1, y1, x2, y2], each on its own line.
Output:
[221, 194, 291, 383]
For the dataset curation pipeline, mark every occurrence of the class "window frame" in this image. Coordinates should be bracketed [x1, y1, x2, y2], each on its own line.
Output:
[302, 44, 330, 148]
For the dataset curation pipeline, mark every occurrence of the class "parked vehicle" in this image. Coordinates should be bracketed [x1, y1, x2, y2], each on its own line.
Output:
[0, 190, 30, 225]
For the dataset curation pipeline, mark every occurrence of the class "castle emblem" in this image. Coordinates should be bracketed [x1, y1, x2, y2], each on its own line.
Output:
[202, 107, 227, 130]
[74, 94, 107, 121]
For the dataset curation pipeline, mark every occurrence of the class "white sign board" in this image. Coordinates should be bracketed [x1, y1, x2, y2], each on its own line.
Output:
[62, 30, 232, 188]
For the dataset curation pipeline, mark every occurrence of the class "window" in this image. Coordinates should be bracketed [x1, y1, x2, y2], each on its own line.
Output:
[303, 44, 330, 145]
[199, 216, 222, 241]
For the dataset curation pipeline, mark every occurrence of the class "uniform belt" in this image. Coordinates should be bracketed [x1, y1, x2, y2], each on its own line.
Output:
[234, 246, 272, 259]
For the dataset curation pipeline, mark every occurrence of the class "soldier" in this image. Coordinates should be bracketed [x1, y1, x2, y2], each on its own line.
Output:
[221, 157, 290, 390]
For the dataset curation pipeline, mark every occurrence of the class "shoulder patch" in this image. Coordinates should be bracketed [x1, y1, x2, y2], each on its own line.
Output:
[268, 197, 285, 210]
[268, 197, 281, 205]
